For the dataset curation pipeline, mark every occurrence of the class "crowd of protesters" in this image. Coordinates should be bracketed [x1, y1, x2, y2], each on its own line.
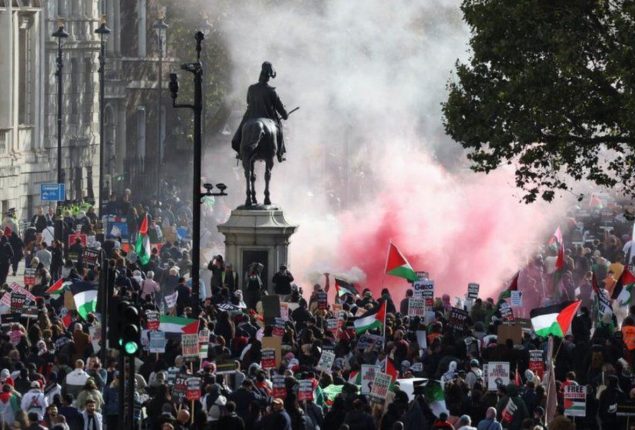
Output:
[0, 193, 631, 430]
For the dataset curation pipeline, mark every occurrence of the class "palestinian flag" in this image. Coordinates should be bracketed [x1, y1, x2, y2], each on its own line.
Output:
[499, 272, 519, 300]
[530, 301, 581, 337]
[385, 243, 417, 282]
[549, 226, 565, 271]
[353, 301, 386, 334]
[385, 356, 398, 381]
[335, 278, 358, 297]
[502, 398, 518, 424]
[348, 370, 361, 385]
[611, 267, 635, 305]
[46, 278, 72, 296]
[421, 380, 446, 417]
[159, 315, 200, 335]
[134, 214, 151, 266]
[71, 281, 98, 320]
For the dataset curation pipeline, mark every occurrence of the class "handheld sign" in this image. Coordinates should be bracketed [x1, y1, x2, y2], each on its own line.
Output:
[261, 348, 276, 370]
[181, 334, 199, 359]
[272, 318, 286, 337]
[316, 350, 336, 373]
[198, 329, 210, 360]
[186, 377, 202, 401]
[146, 311, 159, 331]
[272, 375, 287, 398]
[10, 293, 26, 312]
[298, 380, 314, 401]
[83, 249, 99, 270]
[448, 308, 469, 331]
[369, 372, 392, 402]
[486, 362, 510, 391]
[361, 365, 379, 395]
[467, 283, 479, 299]
[408, 298, 425, 317]
[528, 350, 544, 379]
[510, 291, 523, 307]
[316, 291, 328, 310]
[149, 331, 167, 353]
[564, 385, 586, 417]
[414, 279, 434, 306]
[23, 269, 37, 287]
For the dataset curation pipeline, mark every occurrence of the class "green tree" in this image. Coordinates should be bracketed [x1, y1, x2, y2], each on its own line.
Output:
[443, 0, 635, 202]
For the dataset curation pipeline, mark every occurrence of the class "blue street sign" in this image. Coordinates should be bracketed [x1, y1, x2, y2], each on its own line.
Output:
[41, 183, 65, 201]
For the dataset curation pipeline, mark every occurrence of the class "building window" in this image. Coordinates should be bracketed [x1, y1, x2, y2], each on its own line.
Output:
[18, 16, 33, 126]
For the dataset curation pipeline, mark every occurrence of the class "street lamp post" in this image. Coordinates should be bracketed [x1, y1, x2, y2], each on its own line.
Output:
[52, 20, 68, 243]
[95, 17, 110, 216]
[169, 31, 227, 314]
[153, 15, 168, 201]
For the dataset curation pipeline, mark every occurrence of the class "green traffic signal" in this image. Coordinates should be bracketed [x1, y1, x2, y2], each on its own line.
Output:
[124, 341, 139, 355]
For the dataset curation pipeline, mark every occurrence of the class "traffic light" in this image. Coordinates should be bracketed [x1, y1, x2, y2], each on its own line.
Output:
[119, 301, 140, 356]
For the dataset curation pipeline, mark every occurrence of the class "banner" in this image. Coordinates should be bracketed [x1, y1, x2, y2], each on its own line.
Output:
[467, 283, 480, 299]
[261, 348, 276, 369]
[149, 331, 167, 353]
[181, 333, 199, 359]
[186, 377, 202, 401]
[361, 364, 379, 395]
[528, 350, 545, 379]
[298, 380, 314, 401]
[272, 374, 287, 398]
[369, 372, 392, 401]
[146, 310, 159, 331]
[564, 385, 586, 417]
[486, 361, 510, 391]
[408, 298, 426, 317]
[316, 350, 336, 373]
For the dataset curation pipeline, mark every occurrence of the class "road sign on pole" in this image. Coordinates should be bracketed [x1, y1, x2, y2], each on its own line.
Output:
[41, 183, 65, 201]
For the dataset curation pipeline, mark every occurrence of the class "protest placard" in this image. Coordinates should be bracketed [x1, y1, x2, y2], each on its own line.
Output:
[10, 283, 35, 303]
[415, 330, 428, 351]
[486, 362, 510, 391]
[173, 373, 188, 402]
[326, 318, 339, 335]
[181, 334, 199, 359]
[272, 374, 287, 398]
[68, 232, 87, 248]
[414, 279, 434, 306]
[164, 291, 178, 310]
[149, 331, 167, 353]
[10, 293, 26, 312]
[500, 302, 514, 323]
[361, 365, 379, 395]
[198, 329, 209, 360]
[83, 249, 99, 270]
[408, 298, 425, 317]
[497, 324, 523, 345]
[262, 336, 282, 366]
[564, 385, 586, 417]
[467, 283, 480, 299]
[510, 291, 523, 307]
[356, 333, 384, 352]
[528, 350, 544, 378]
[261, 348, 276, 369]
[298, 380, 314, 401]
[316, 291, 328, 310]
[0, 293, 11, 309]
[316, 350, 336, 373]
[146, 310, 159, 331]
[369, 372, 392, 402]
[186, 377, 202, 401]
[272, 317, 286, 337]
[448, 308, 469, 331]
[21, 268, 36, 288]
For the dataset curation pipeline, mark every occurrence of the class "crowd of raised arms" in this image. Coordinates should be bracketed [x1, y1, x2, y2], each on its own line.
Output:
[0, 192, 632, 430]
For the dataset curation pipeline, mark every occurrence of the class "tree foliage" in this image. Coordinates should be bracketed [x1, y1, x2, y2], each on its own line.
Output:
[443, 0, 635, 202]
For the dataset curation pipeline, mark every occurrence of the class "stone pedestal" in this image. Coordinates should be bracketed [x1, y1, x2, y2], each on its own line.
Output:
[217, 207, 298, 292]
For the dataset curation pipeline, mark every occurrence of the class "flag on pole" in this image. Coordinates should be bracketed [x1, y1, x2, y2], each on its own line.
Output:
[385, 356, 398, 382]
[158, 315, 200, 335]
[549, 227, 565, 270]
[134, 214, 151, 265]
[421, 380, 447, 417]
[385, 242, 417, 282]
[70, 281, 98, 320]
[46, 278, 72, 296]
[334, 278, 359, 297]
[530, 301, 581, 337]
[353, 301, 387, 334]
[545, 337, 557, 425]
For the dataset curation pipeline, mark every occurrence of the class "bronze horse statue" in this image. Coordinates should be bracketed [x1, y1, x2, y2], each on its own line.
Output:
[239, 117, 281, 207]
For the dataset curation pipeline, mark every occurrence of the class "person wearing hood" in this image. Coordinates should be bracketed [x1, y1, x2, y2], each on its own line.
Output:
[203, 383, 228, 426]
[21, 381, 48, 421]
[495, 384, 528, 430]
[599, 374, 626, 428]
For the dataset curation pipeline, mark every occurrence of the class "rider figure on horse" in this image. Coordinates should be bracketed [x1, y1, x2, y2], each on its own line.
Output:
[232, 62, 289, 162]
